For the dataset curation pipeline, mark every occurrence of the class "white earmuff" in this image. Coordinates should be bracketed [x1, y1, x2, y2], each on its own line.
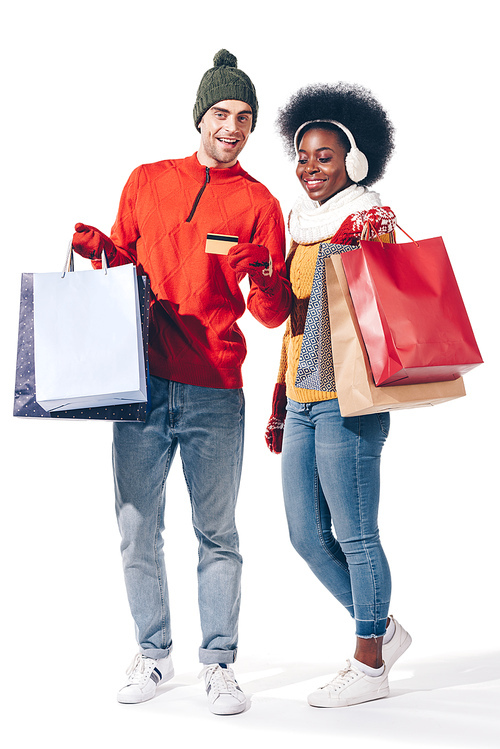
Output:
[294, 119, 369, 183]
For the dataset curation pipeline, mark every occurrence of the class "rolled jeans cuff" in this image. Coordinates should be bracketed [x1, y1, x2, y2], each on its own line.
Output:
[199, 647, 237, 665]
[140, 643, 173, 660]
[355, 616, 388, 639]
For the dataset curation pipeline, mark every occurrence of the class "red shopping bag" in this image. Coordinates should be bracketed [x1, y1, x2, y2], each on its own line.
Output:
[341, 227, 483, 386]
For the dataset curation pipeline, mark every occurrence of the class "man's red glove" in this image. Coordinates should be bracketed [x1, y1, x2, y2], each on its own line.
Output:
[227, 243, 278, 292]
[72, 223, 115, 261]
[265, 382, 287, 454]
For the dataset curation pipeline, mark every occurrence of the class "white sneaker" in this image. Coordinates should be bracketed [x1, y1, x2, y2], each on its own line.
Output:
[383, 616, 412, 672]
[200, 664, 247, 715]
[117, 653, 174, 704]
[308, 660, 389, 708]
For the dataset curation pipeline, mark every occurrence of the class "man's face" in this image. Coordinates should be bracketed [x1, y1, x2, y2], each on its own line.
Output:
[198, 100, 253, 168]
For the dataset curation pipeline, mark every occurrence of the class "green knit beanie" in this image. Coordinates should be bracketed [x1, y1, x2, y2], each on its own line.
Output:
[193, 49, 258, 132]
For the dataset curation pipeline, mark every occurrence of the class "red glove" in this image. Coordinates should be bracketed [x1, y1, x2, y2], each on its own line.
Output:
[72, 223, 115, 261]
[265, 382, 287, 454]
[334, 206, 396, 245]
[227, 243, 278, 291]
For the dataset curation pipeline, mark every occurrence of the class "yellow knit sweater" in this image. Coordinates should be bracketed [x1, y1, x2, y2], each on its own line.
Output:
[278, 234, 392, 403]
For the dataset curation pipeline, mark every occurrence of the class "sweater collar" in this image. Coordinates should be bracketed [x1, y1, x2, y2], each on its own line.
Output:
[184, 152, 246, 184]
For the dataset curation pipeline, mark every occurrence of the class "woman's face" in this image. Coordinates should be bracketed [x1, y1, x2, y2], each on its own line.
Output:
[296, 128, 353, 204]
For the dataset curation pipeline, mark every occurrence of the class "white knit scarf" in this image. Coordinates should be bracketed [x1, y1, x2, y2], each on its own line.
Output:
[289, 184, 382, 244]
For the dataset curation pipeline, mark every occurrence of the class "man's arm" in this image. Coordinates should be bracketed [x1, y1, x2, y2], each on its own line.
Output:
[72, 167, 142, 269]
[228, 201, 291, 328]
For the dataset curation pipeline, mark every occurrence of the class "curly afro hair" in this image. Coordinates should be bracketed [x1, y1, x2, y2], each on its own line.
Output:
[276, 82, 395, 186]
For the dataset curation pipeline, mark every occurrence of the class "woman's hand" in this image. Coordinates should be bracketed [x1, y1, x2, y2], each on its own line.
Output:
[265, 382, 287, 453]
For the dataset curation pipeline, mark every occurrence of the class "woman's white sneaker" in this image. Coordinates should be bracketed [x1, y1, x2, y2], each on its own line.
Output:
[200, 664, 247, 715]
[383, 616, 412, 672]
[117, 653, 174, 704]
[308, 660, 389, 708]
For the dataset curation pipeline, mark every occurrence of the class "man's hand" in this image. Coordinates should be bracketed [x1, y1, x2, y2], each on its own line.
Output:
[227, 243, 276, 291]
[72, 223, 115, 261]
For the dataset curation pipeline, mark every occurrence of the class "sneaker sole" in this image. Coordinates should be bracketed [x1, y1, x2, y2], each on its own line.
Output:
[208, 700, 247, 716]
[117, 691, 156, 704]
[308, 686, 390, 708]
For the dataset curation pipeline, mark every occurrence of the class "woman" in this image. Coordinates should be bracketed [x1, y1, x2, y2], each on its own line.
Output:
[266, 82, 411, 708]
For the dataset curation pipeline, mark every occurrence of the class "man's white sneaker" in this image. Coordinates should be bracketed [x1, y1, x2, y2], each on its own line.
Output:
[200, 664, 247, 715]
[117, 653, 174, 704]
[307, 660, 389, 708]
[383, 616, 412, 672]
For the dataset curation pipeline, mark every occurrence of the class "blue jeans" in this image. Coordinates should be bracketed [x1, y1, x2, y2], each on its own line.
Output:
[281, 397, 391, 638]
[113, 376, 244, 664]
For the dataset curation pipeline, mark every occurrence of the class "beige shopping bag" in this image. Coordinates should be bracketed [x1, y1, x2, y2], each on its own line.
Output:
[326, 254, 466, 417]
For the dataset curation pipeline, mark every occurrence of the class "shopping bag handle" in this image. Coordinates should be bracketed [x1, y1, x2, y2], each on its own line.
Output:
[361, 221, 420, 248]
[61, 241, 109, 278]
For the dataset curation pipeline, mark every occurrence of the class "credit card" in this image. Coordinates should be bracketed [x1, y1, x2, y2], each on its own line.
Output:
[205, 233, 239, 255]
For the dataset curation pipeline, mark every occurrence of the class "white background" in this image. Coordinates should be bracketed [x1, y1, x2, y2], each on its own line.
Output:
[1, 1, 498, 747]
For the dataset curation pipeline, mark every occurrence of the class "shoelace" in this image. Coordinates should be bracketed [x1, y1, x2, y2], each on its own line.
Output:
[200, 665, 240, 696]
[125, 654, 155, 685]
[319, 660, 359, 692]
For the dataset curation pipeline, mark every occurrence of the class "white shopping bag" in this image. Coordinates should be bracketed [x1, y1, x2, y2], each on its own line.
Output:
[33, 249, 147, 412]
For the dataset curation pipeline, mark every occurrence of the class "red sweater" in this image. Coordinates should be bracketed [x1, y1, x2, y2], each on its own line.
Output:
[98, 153, 291, 389]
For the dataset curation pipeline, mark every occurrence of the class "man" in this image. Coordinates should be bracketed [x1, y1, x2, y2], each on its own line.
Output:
[72, 49, 291, 715]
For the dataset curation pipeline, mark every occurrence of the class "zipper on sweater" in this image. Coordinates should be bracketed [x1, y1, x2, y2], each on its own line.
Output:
[186, 167, 210, 222]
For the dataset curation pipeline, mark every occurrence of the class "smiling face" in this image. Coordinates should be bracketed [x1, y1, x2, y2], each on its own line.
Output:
[197, 100, 253, 168]
[296, 127, 353, 204]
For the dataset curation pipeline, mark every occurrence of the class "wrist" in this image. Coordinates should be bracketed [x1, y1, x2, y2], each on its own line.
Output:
[259, 266, 281, 293]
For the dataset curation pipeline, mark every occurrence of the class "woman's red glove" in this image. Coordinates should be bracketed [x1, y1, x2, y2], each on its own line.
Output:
[72, 223, 115, 261]
[265, 382, 287, 454]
